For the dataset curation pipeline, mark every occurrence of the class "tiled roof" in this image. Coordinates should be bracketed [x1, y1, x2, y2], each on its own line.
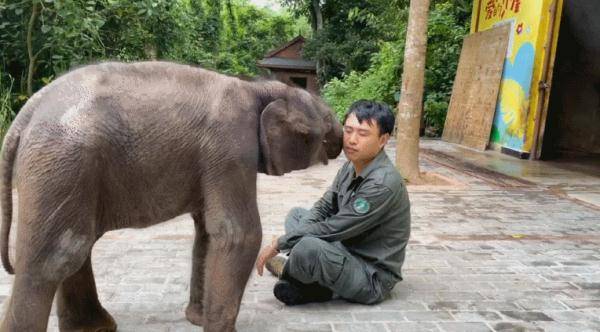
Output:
[265, 35, 305, 58]
[257, 57, 316, 70]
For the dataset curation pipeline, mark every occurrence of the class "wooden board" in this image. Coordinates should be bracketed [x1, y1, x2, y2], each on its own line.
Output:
[442, 24, 511, 150]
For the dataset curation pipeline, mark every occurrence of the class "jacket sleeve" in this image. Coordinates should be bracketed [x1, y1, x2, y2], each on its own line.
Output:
[277, 180, 394, 251]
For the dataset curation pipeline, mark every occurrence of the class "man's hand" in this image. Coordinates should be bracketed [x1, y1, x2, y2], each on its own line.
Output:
[255, 236, 280, 276]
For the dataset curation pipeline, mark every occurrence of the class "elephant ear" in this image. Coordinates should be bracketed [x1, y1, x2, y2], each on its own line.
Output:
[259, 99, 316, 176]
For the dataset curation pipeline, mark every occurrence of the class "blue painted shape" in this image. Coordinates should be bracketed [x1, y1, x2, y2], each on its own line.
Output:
[492, 42, 536, 151]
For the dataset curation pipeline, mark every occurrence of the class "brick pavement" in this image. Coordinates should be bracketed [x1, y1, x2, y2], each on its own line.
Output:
[1, 140, 599, 331]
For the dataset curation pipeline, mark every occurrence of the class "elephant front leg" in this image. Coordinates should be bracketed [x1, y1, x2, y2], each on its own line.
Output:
[186, 212, 208, 326]
[57, 255, 116, 332]
[201, 178, 262, 331]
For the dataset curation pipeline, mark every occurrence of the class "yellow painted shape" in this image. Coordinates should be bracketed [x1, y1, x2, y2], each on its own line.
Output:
[499, 79, 528, 138]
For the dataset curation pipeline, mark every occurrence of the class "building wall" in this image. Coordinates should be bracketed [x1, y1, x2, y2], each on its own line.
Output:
[273, 41, 304, 59]
[543, 0, 600, 157]
[272, 70, 320, 95]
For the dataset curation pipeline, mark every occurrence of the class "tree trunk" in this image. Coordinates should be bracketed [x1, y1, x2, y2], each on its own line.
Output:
[226, 0, 238, 38]
[207, 0, 222, 67]
[395, 0, 430, 183]
[26, 1, 40, 97]
[311, 0, 323, 31]
[309, 0, 323, 85]
[305, 0, 322, 84]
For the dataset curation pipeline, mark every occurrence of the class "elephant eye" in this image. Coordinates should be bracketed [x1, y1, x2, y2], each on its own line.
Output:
[322, 139, 328, 144]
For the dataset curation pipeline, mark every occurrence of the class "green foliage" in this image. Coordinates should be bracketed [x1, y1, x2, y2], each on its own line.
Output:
[300, 0, 408, 84]
[0, 0, 472, 137]
[42, 0, 108, 73]
[422, 2, 470, 135]
[321, 1, 471, 135]
[423, 92, 448, 136]
[323, 41, 405, 120]
[217, 1, 309, 75]
[0, 69, 16, 141]
[0, 0, 303, 113]
[425, 2, 468, 97]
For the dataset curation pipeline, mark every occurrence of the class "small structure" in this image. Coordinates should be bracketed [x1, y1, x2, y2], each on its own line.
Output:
[447, 0, 600, 161]
[257, 36, 319, 94]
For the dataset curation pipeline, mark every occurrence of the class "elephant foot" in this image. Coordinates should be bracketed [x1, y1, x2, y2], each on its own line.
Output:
[59, 307, 117, 332]
[185, 303, 204, 326]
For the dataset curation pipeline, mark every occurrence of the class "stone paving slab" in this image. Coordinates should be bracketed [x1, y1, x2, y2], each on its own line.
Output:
[1, 140, 599, 331]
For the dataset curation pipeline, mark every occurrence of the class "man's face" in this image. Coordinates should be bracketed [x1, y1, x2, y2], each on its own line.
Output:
[343, 113, 389, 166]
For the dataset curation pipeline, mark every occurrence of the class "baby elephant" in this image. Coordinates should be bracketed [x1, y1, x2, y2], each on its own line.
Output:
[0, 61, 343, 332]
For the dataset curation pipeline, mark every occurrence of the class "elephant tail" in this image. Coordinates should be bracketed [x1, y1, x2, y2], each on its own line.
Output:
[0, 127, 21, 275]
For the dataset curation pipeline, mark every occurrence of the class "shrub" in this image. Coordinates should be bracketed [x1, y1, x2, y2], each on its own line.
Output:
[0, 70, 16, 141]
[321, 2, 469, 135]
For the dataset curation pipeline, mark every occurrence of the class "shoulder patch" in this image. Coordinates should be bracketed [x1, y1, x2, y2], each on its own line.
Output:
[353, 197, 370, 214]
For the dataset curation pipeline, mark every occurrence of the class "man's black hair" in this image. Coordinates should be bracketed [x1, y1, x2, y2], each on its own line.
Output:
[343, 100, 395, 136]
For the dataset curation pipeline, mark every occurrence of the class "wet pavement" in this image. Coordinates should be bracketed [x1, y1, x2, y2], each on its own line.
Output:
[1, 139, 599, 331]
[420, 139, 600, 209]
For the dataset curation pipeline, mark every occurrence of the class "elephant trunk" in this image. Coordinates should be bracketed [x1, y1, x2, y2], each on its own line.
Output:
[325, 119, 343, 159]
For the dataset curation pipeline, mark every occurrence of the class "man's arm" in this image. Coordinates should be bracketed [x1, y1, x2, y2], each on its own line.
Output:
[255, 236, 279, 276]
[255, 166, 345, 275]
[277, 180, 396, 251]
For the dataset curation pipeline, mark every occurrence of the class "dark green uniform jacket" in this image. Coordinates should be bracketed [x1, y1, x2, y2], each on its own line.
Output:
[277, 149, 411, 282]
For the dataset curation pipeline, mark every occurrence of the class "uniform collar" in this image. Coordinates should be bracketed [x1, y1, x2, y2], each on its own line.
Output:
[349, 149, 389, 180]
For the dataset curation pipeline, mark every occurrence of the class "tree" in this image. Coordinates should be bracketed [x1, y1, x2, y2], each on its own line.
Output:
[395, 0, 430, 183]
[311, 0, 322, 31]
[280, 0, 322, 33]
[0, 0, 302, 96]
[25, 1, 40, 96]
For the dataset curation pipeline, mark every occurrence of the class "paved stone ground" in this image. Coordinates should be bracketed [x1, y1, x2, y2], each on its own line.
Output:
[1, 140, 599, 331]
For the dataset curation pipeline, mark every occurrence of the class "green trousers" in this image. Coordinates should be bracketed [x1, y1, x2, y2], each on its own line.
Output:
[282, 208, 395, 304]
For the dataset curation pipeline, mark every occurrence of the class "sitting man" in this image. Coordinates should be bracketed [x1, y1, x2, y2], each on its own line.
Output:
[256, 100, 411, 305]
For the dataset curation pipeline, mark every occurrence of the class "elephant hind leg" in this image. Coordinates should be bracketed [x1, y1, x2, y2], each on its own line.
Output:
[0, 273, 59, 331]
[57, 255, 116, 332]
[0, 231, 96, 332]
[1, 180, 98, 331]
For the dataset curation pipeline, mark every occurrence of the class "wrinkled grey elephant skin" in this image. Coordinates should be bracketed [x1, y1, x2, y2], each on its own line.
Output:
[0, 61, 343, 332]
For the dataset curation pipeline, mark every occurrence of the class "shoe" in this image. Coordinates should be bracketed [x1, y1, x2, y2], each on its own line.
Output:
[265, 255, 287, 278]
[273, 279, 333, 305]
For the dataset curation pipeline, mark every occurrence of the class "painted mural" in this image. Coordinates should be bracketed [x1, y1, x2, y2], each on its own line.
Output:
[471, 0, 559, 154]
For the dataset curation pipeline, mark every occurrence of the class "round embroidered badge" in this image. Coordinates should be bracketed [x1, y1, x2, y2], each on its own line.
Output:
[353, 197, 370, 214]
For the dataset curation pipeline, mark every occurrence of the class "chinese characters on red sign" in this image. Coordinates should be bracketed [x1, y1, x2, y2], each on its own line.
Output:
[485, 0, 522, 20]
